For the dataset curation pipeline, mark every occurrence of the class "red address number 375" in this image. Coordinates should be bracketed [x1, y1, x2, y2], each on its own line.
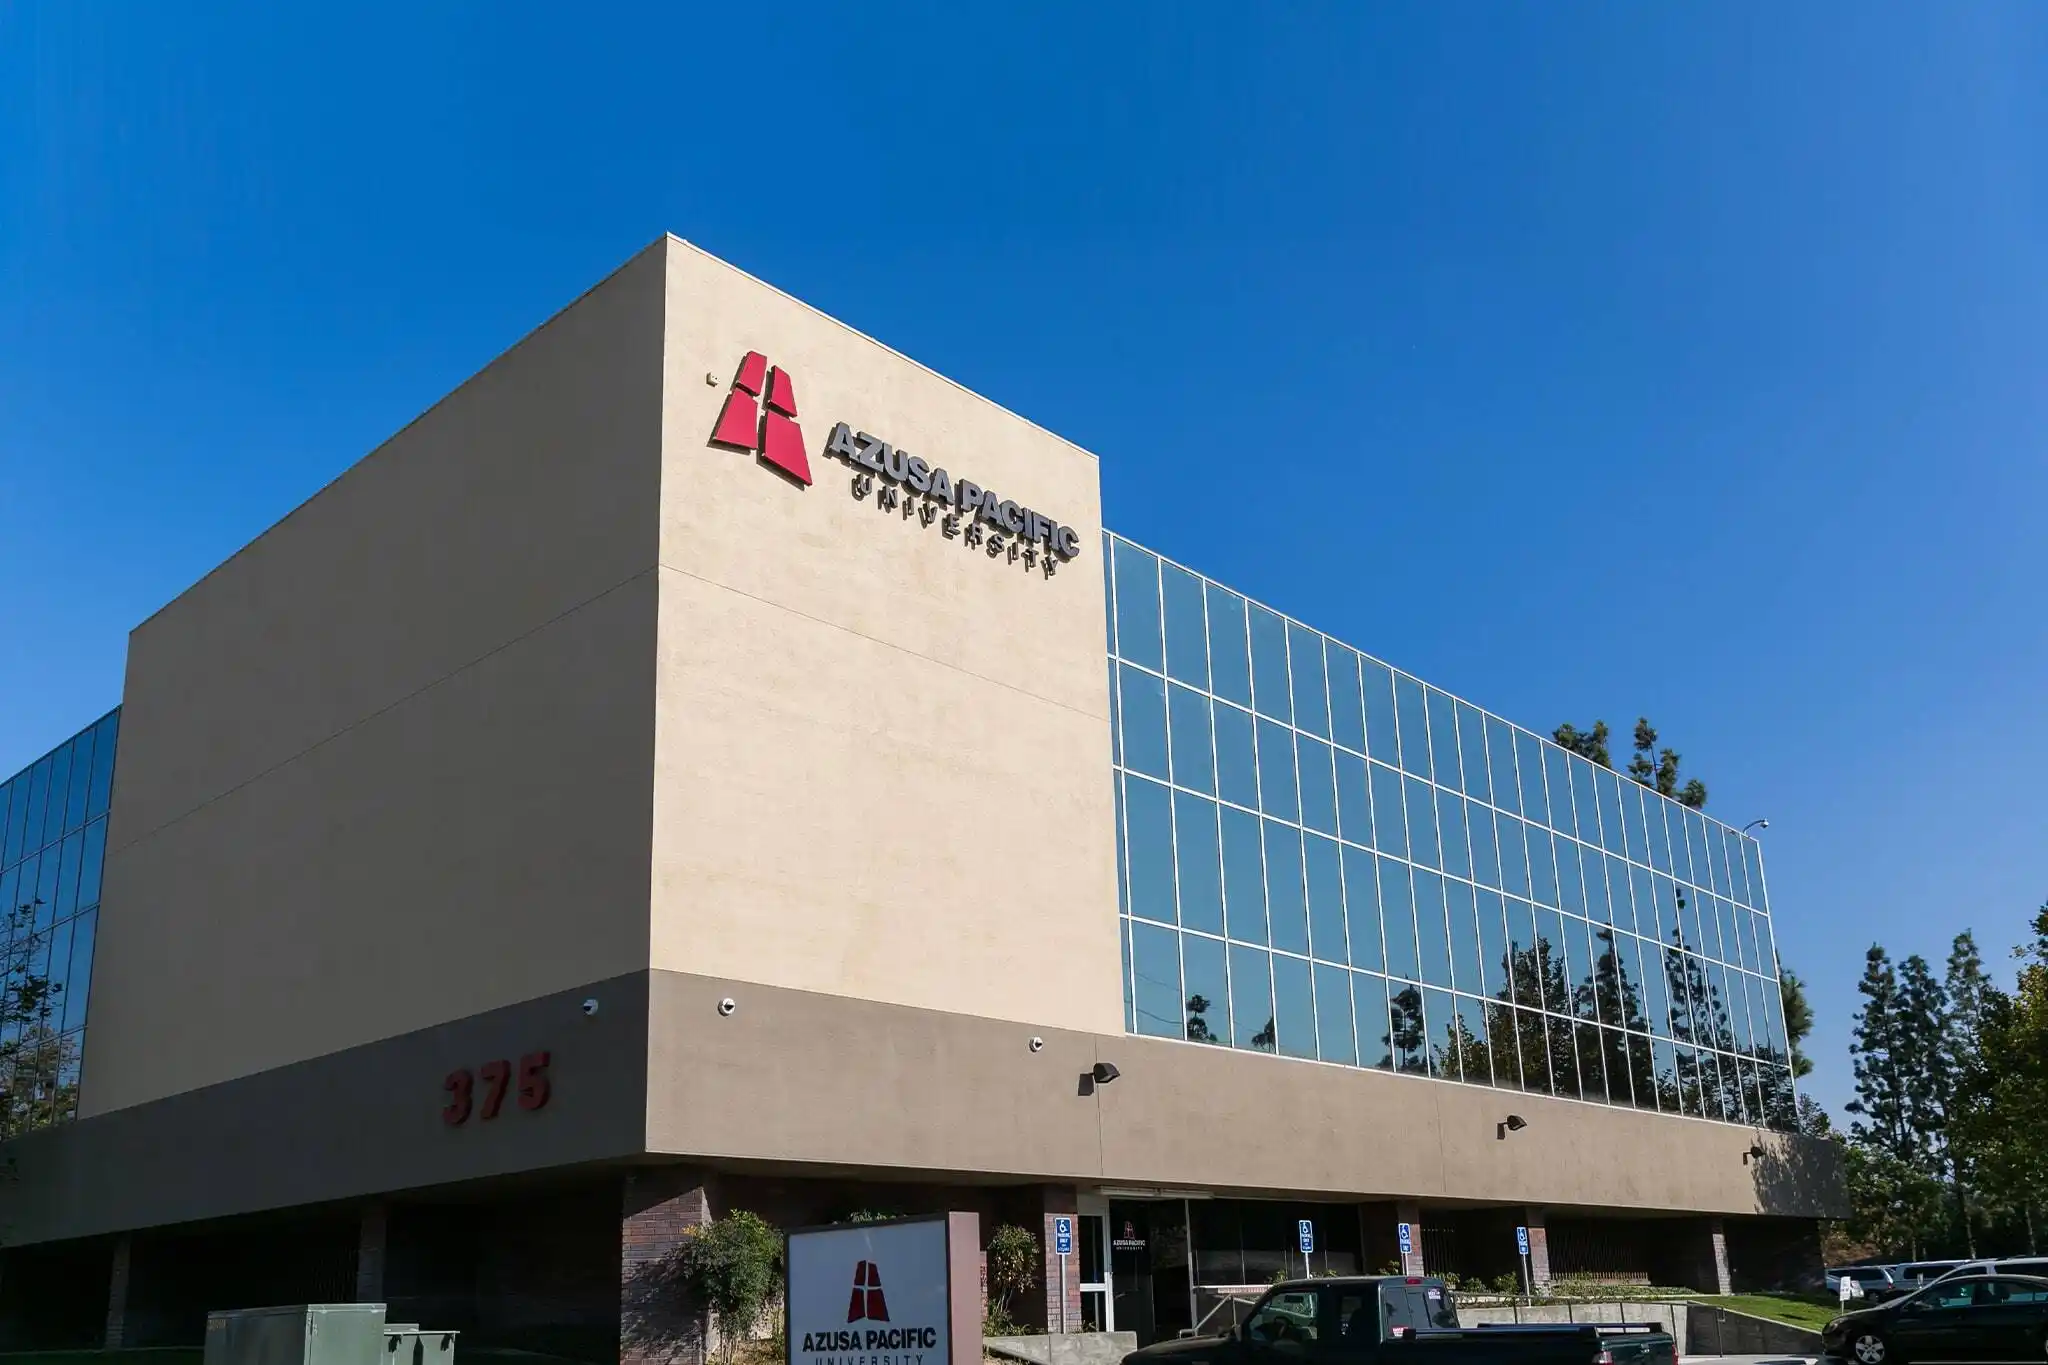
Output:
[443, 1051, 551, 1125]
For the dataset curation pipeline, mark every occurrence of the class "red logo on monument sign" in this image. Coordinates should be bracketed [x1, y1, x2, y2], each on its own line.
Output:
[845, 1260, 890, 1323]
[710, 350, 812, 486]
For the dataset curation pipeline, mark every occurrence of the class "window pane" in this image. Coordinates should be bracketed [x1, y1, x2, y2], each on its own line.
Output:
[1305, 834, 1346, 964]
[1297, 735, 1337, 836]
[1426, 690, 1462, 792]
[1112, 540, 1163, 670]
[1404, 776, 1439, 869]
[1328, 646, 1365, 753]
[41, 745, 73, 849]
[52, 831, 82, 919]
[1264, 822, 1308, 955]
[1249, 606, 1292, 723]
[1457, 994, 1493, 1085]
[1571, 916, 1599, 1019]
[1620, 784, 1651, 866]
[1526, 830, 1558, 908]
[1125, 777, 1177, 924]
[1370, 763, 1407, 859]
[62, 729, 94, 834]
[1183, 933, 1230, 1045]
[1457, 703, 1491, 804]
[1231, 946, 1276, 1051]
[1335, 752, 1372, 849]
[1497, 814, 1530, 898]
[1555, 835, 1585, 914]
[1361, 660, 1400, 766]
[1119, 665, 1169, 780]
[1342, 845, 1384, 972]
[1629, 865, 1656, 940]
[1222, 807, 1268, 944]
[1446, 880, 1480, 995]
[1595, 768, 1627, 856]
[1548, 1014, 1582, 1099]
[1207, 585, 1252, 706]
[1314, 962, 1357, 1065]
[1568, 756, 1601, 845]
[1273, 954, 1316, 1059]
[1256, 719, 1299, 821]
[1514, 732, 1549, 828]
[1414, 871, 1453, 990]
[1395, 674, 1431, 779]
[1486, 1002, 1522, 1089]
[1664, 803, 1693, 882]
[1533, 906, 1568, 1014]
[1424, 987, 1460, 1079]
[1468, 801, 1500, 888]
[1543, 748, 1574, 839]
[1174, 792, 1225, 935]
[1131, 921, 1182, 1038]
[1289, 624, 1329, 739]
[1604, 856, 1631, 930]
[87, 712, 115, 815]
[1121, 919, 1133, 1030]
[1161, 562, 1210, 688]
[1580, 844, 1611, 922]
[1380, 859, 1419, 982]
[1487, 718, 1521, 816]
[1723, 829, 1753, 907]
[1355, 973, 1394, 1069]
[1517, 1007, 1553, 1093]
[61, 906, 96, 1033]
[1475, 888, 1509, 1000]
[1215, 704, 1259, 809]
[1436, 790, 1470, 880]
[1645, 795, 1674, 873]
[1168, 685, 1216, 794]
[1389, 984, 1426, 1073]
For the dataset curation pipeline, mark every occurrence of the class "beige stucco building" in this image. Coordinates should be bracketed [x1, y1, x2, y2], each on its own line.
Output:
[0, 238, 1842, 1360]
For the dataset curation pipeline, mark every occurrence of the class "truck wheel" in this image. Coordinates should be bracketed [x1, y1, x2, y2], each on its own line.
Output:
[1849, 1330, 1890, 1365]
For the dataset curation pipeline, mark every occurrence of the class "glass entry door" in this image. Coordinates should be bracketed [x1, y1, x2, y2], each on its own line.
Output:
[1079, 1214, 1110, 1331]
[1109, 1200, 1192, 1346]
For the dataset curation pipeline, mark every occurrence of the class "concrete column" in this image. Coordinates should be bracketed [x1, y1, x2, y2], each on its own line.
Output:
[355, 1203, 389, 1303]
[1395, 1201, 1426, 1277]
[1523, 1209, 1551, 1291]
[104, 1235, 132, 1349]
[1037, 1186, 1082, 1333]
[1709, 1218, 1732, 1296]
[621, 1169, 715, 1365]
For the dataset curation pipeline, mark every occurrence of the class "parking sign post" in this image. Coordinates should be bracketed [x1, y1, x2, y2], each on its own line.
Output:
[1053, 1216, 1074, 1333]
[1515, 1226, 1531, 1299]
[1297, 1219, 1315, 1279]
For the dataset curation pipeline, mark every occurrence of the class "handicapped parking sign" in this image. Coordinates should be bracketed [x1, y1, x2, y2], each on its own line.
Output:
[1516, 1226, 1530, 1256]
[1054, 1216, 1074, 1257]
[1397, 1222, 1413, 1255]
[1298, 1219, 1315, 1255]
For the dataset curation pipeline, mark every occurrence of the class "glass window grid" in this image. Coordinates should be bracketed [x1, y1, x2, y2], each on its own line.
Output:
[1104, 535, 1794, 1131]
[0, 708, 118, 1132]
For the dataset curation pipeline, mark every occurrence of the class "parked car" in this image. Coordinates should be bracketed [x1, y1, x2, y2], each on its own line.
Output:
[1827, 1265, 1905, 1301]
[1889, 1261, 1967, 1294]
[1924, 1256, 2048, 1288]
[1123, 1276, 1674, 1365]
[1823, 1273, 2048, 1364]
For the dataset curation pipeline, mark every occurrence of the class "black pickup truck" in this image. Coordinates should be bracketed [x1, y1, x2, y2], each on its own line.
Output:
[1122, 1277, 1674, 1365]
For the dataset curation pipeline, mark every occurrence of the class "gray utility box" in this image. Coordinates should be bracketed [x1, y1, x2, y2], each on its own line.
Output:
[382, 1323, 459, 1365]
[204, 1304, 389, 1365]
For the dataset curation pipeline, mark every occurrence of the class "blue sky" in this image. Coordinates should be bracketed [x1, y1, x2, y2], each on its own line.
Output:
[3, 3, 2044, 1119]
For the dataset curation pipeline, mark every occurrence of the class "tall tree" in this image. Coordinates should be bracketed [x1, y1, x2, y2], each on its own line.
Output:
[1846, 946, 1916, 1162]
[1950, 912, 2048, 1256]
[1941, 933, 1996, 1255]
[1625, 717, 1707, 809]
[1779, 960, 1817, 1079]
[1551, 721, 1611, 768]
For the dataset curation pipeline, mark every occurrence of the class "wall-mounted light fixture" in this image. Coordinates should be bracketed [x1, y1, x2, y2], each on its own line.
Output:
[1496, 1114, 1529, 1141]
[1091, 1062, 1121, 1085]
[1742, 1142, 1768, 1164]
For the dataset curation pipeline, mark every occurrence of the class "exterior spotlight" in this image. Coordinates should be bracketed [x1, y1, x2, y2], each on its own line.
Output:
[1091, 1062, 1121, 1085]
[1497, 1114, 1528, 1140]
[1743, 1143, 1767, 1164]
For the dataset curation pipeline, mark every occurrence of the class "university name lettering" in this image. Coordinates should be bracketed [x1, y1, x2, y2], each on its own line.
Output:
[825, 423, 1082, 562]
[801, 1328, 941, 1352]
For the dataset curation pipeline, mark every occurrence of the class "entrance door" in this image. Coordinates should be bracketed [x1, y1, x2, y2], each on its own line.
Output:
[1079, 1214, 1111, 1331]
[1109, 1200, 1193, 1346]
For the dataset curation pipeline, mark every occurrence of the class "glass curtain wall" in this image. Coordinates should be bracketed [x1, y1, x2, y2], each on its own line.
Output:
[1106, 533, 1795, 1131]
[0, 708, 118, 1135]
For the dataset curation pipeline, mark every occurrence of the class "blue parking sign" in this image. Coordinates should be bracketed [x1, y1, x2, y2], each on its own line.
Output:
[1054, 1216, 1074, 1257]
[1297, 1219, 1314, 1254]
[1516, 1226, 1530, 1256]
[1397, 1222, 1413, 1255]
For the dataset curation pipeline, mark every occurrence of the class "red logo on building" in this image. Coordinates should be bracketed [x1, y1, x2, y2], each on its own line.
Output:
[845, 1260, 890, 1323]
[710, 350, 812, 486]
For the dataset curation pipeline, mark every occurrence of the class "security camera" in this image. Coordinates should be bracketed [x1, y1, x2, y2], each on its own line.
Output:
[1029, 1037, 1045, 1053]
[581, 998, 600, 1017]
[718, 997, 737, 1017]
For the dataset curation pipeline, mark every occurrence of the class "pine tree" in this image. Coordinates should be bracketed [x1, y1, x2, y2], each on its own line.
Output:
[1847, 946, 1915, 1162]
[1779, 960, 1817, 1079]
[1943, 931, 2000, 1256]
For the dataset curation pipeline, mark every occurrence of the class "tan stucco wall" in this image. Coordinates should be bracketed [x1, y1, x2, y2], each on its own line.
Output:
[643, 968, 1844, 1218]
[82, 244, 670, 1115]
[647, 239, 1123, 1036]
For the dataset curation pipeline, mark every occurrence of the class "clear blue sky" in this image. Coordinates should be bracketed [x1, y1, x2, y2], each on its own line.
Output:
[4, 3, 2044, 1120]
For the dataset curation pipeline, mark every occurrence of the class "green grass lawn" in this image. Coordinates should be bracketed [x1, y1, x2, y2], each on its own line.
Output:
[1706, 1293, 1842, 1332]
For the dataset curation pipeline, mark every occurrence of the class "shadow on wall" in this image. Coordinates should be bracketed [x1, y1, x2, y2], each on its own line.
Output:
[622, 1250, 709, 1365]
[1748, 1134, 1846, 1220]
